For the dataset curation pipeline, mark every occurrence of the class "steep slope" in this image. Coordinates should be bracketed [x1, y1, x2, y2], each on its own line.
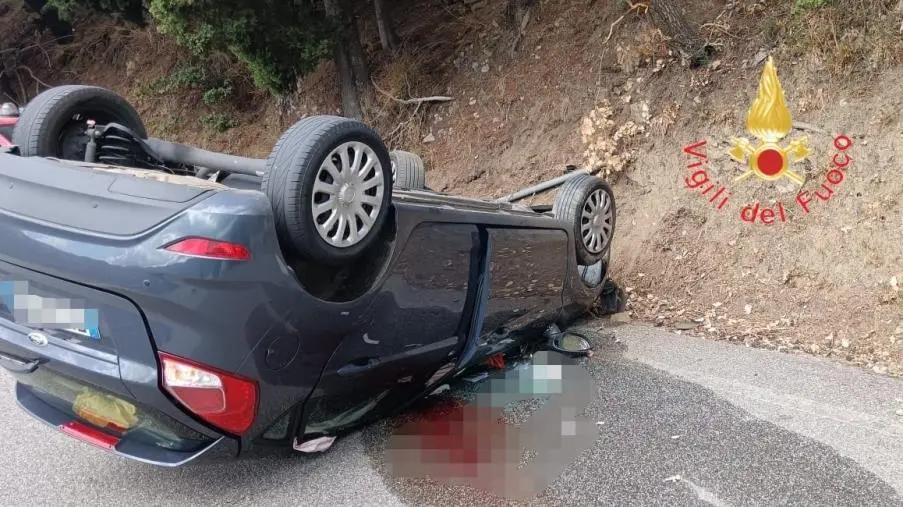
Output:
[3, 0, 902, 374]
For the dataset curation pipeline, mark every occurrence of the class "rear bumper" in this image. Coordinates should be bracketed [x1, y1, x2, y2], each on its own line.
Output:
[15, 382, 235, 466]
[0, 302, 236, 466]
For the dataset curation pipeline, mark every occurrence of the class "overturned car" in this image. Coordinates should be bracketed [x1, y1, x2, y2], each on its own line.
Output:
[0, 85, 615, 466]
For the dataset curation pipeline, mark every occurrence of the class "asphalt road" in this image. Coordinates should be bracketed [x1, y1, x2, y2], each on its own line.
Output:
[1, 322, 901, 506]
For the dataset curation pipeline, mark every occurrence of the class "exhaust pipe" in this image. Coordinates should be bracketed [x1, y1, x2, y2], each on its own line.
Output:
[145, 138, 267, 177]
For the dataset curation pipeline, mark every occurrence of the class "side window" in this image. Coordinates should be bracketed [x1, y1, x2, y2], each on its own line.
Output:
[479, 228, 568, 348]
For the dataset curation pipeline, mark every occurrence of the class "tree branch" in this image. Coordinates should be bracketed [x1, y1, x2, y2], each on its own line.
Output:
[792, 121, 828, 135]
[0, 36, 72, 55]
[371, 79, 453, 105]
[603, 2, 649, 45]
[386, 101, 422, 140]
[17, 65, 51, 89]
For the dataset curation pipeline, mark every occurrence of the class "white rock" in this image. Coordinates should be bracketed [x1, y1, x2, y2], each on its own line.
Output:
[776, 182, 797, 194]
[423, 133, 436, 143]
[752, 50, 768, 65]
[744, 304, 752, 315]
[609, 312, 631, 323]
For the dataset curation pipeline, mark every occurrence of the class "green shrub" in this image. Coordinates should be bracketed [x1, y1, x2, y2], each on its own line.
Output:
[44, 0, 144, 23]
[200, 112, 237, 133]
[202, 81, 233, 105]
[793, 0, 835, 13]
[146, 0, 332, 94]
[136, 64, 208, 96]
[45, 0, 333, 95]
[170, 65, 207, 89]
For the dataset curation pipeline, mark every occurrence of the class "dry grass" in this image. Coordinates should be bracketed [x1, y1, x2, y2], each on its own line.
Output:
[782, 0, 903, 79]
[369, 51, 435, 150]
[1, 0, 64, 104]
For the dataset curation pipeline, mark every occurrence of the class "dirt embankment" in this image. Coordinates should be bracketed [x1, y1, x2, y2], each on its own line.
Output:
[4, 0, 902, 374]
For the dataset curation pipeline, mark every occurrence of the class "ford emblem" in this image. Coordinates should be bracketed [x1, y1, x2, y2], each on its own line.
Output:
[27, 331, 49, 347]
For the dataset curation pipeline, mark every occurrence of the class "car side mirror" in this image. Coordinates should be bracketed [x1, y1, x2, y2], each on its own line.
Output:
[545, 324, 593, 357]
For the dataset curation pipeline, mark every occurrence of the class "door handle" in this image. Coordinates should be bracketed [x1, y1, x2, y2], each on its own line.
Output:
[337, 358, 380, 377]
[0, 352, 42, 374]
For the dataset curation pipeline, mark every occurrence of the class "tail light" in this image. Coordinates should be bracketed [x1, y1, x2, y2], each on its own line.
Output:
[159, 352, 258, 435]
[163, 237, 251, 261]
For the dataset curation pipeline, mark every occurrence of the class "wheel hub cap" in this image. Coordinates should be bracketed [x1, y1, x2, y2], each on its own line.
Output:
[338, 184, 356, 204]
[580, 188, 613, 254]
[310, 141, 385, 248]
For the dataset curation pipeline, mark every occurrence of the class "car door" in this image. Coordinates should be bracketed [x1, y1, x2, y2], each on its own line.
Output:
[467, 227, 569, 363]
[300, 222, 481, 437]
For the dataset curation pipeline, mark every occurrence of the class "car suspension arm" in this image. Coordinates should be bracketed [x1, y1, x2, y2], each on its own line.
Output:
[494, 169, 590, 203]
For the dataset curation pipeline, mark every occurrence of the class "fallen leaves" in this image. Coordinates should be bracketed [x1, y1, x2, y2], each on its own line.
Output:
[579, 100, 645, 177]
[613, 274, 902, 378]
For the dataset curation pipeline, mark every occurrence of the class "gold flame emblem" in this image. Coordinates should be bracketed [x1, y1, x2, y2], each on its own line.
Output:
[729, 57, 809, 185]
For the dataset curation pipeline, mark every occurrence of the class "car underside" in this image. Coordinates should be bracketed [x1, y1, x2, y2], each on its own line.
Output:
[0, 85, 615, 465]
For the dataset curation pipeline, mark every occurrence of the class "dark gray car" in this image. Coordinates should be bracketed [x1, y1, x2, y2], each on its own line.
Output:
[0, 85, 615, 466]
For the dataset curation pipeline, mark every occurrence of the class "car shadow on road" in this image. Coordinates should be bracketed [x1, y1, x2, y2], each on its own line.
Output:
[91, 434, 398, 505]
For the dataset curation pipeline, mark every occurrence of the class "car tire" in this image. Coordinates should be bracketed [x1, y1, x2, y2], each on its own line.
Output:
[12, 85, 146, 159]
[262, 116, 392, 266]
[553, 173, 615, 266]
[390, 150, 426, 190]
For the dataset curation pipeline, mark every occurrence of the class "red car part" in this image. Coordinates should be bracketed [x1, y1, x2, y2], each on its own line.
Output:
[0, 116, 16, 147]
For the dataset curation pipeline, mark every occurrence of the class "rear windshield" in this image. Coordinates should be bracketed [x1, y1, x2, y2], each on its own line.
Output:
[13, 367, 211, 453]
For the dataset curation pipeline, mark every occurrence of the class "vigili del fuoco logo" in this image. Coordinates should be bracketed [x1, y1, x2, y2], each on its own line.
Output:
[682, 57, 853, 225]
